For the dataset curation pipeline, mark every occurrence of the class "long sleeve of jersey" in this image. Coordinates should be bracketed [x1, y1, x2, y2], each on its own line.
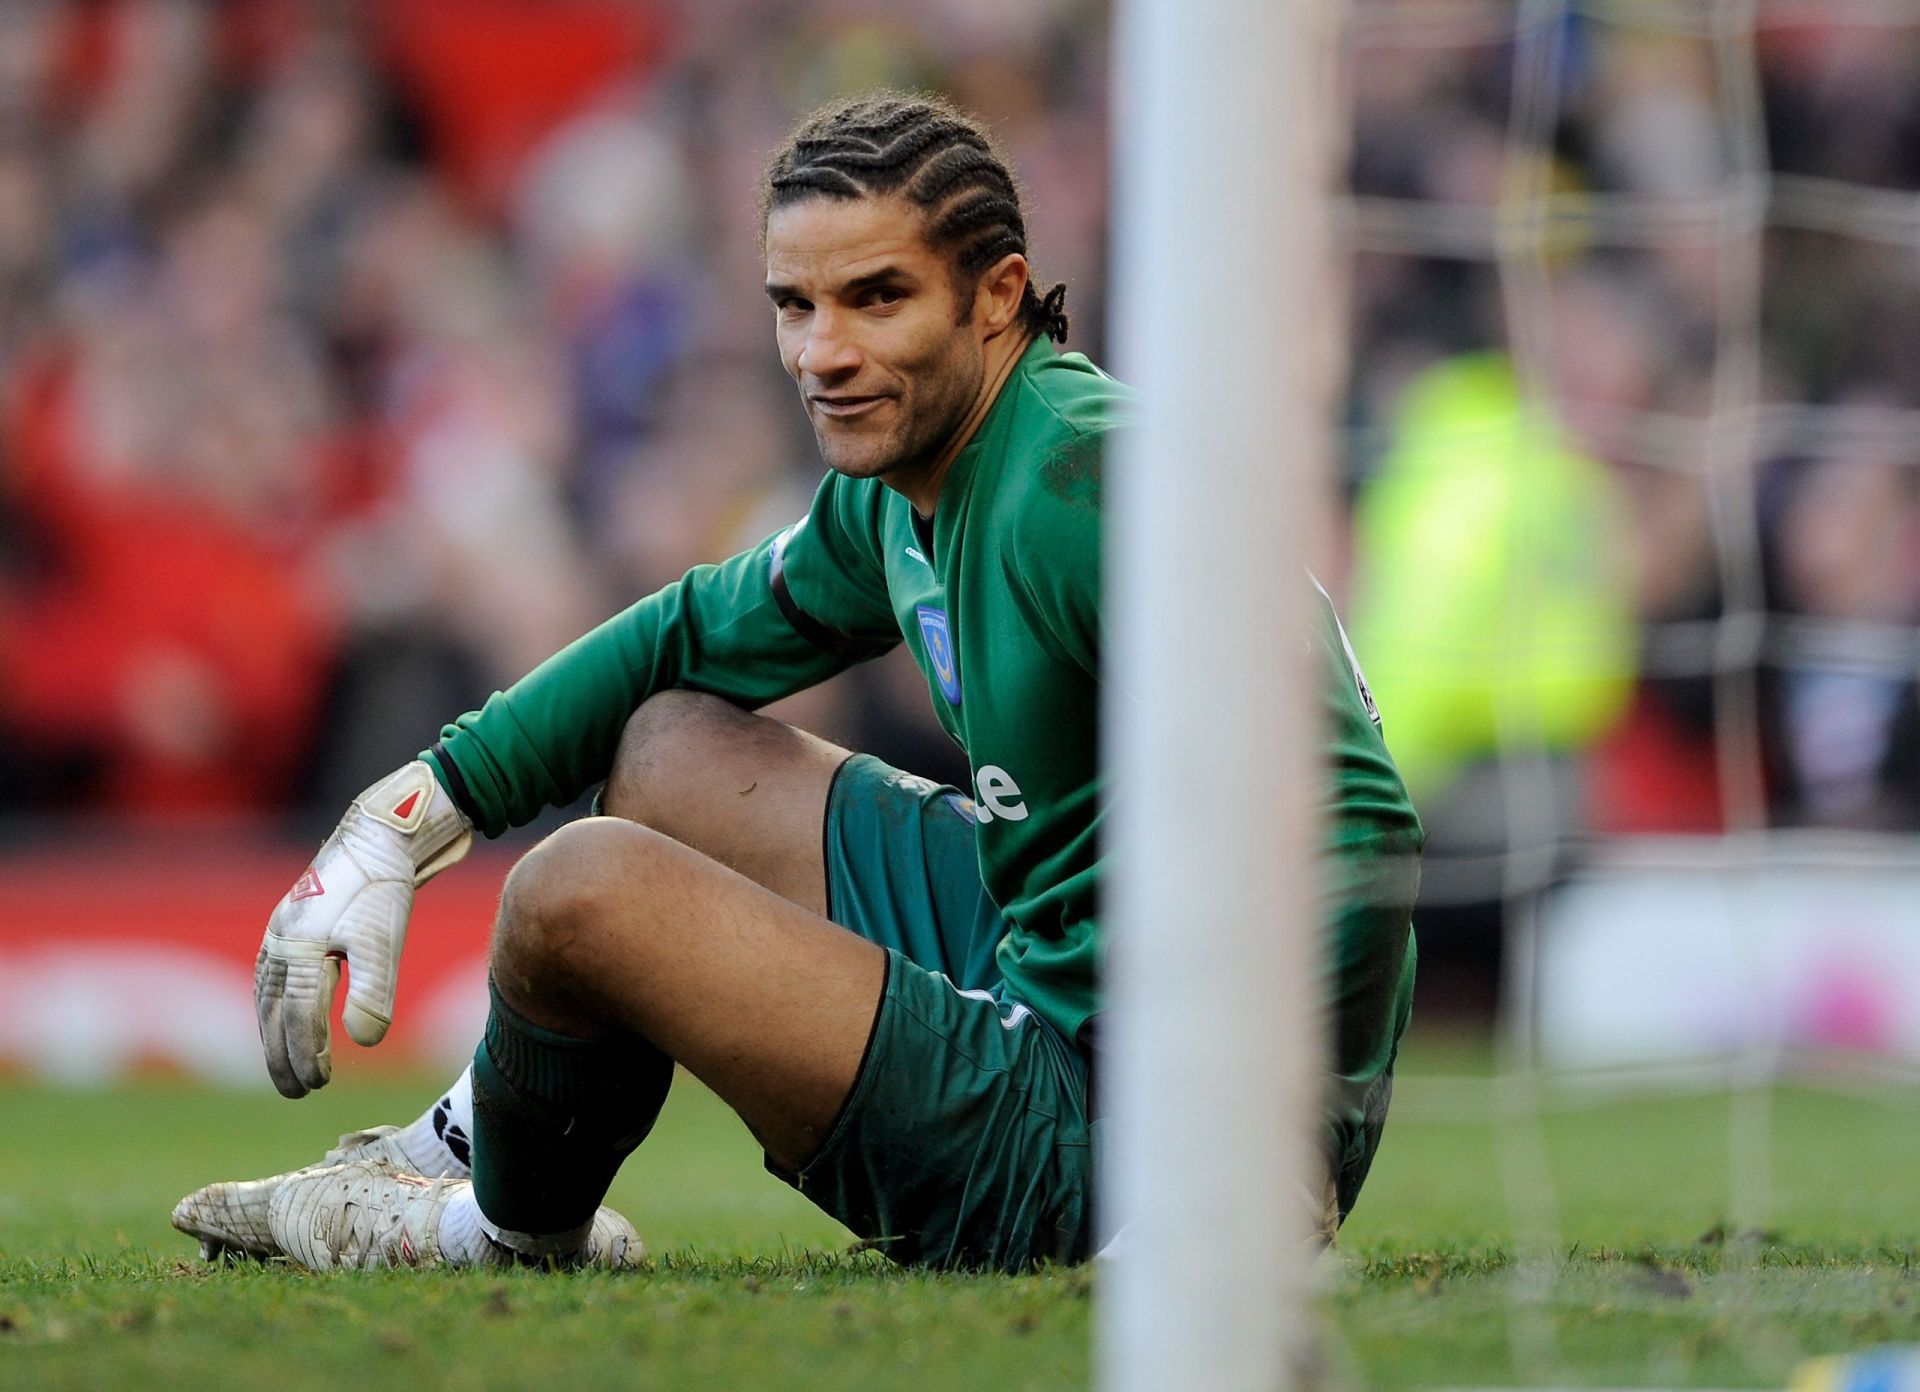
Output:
[425, 474, 899, 836]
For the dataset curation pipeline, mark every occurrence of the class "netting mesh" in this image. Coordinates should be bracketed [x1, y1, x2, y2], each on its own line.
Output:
[1339, 1, 1920, 1381]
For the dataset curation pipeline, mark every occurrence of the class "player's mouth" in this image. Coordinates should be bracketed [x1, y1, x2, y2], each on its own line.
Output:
[810, 393, 890, 420]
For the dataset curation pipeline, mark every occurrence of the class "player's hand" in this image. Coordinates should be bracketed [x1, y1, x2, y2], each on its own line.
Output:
[255, 761, 472, 1097]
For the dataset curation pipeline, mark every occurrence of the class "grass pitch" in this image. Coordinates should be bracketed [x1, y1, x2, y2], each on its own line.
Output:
[2, 1037, 1916, 1391]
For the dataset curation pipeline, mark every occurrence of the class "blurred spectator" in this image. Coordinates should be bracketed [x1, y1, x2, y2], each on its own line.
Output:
[0, 187, 341, 813]
[1347, 350, 1638, 1016]
[1587, 462, 1726, 836]
[1761, 443, 1920, 830]
[1349, 352, 1638, 809]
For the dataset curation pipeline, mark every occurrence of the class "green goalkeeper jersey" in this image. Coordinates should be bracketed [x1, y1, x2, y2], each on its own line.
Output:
[426, 337, 1420, 1049]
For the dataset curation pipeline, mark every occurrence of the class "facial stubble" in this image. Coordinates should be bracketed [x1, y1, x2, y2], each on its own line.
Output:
[808, 327, 986, 486]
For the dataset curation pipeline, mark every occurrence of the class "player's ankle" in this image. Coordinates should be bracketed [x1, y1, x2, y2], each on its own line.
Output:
[471, 1200, 594, 1265]
[395, 1070, 476, 1178]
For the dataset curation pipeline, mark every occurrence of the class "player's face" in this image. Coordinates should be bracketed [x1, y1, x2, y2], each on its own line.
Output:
[765, 195, 986, 483]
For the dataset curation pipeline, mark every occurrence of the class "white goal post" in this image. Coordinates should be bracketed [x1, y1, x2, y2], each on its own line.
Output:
[1102, 1, 1339, 1390]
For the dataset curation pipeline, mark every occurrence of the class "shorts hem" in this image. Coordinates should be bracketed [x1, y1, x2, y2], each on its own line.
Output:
[770, 946, 893, 1185]
[819, 752, 863, 925]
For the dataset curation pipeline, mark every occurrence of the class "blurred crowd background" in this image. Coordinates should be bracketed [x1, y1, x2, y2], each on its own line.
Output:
[0, 0, 1109, 827]
[2, 0, 1917, 1010]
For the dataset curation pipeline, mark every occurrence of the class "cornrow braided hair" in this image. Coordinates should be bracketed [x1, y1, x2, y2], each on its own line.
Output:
[760, 90, 1070, 344]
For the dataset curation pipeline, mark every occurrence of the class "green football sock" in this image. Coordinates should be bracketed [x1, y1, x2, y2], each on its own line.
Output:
[470, 978, 673, 1249]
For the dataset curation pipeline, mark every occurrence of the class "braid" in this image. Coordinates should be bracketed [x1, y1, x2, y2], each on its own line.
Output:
[761, 89, 1070, 344]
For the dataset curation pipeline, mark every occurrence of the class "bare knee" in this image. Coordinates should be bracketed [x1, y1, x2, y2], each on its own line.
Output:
[596, 689, 847, 914]
[491, 818, 666, 1024]
[602, 690, 754, 826]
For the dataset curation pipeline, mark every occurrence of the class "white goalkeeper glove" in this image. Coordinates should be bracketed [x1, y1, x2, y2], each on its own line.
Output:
[256, 761, 472, 1097]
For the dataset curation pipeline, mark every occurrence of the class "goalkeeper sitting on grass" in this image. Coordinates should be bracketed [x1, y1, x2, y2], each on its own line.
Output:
[174, 90, 1422, 1274]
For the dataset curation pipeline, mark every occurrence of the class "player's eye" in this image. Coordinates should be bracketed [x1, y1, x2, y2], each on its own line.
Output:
[863, 286, 905, 309]
[775, 295, 812, 315]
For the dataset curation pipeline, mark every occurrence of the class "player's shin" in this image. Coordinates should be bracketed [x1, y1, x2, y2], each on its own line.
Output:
[470, 978, 673, 1258]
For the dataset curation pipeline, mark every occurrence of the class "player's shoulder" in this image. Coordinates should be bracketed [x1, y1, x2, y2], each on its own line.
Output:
[1009, 344, 1134, 447]
[791, 464, 898, 573]
[1001, 346, 1131, 529]
[809, 462, 891, 525]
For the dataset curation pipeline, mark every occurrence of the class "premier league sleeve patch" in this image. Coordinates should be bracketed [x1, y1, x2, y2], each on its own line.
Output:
[916, 605, 962, 705]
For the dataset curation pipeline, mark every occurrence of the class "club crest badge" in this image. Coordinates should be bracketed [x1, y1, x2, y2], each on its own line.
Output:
[917, 605, 961, 705]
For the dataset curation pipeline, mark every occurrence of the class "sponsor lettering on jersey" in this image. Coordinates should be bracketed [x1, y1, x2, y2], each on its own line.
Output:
[917, 605, 961, 705]
[973, 764, 1028, 823]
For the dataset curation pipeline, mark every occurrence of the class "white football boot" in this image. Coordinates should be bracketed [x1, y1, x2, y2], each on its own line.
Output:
[171, 1124, 449, 1261]
[266, 1162, 642, 1271]
[322, 1123, 435, 1171]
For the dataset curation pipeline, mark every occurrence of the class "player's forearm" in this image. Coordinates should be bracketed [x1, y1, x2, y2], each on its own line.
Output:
[425, 542, 848, 836]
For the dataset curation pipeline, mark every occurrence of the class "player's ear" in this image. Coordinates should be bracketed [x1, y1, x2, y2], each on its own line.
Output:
[976, 252, 1029, 335]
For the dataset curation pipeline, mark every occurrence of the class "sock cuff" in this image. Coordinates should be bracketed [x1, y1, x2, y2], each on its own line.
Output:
[475, 1204, 595, 1261]
[483, 977, 647, 1113]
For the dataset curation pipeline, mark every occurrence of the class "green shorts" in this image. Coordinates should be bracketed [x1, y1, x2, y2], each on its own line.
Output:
[781, 754, 1415, 1272]
[776, 756, 1092, 1272]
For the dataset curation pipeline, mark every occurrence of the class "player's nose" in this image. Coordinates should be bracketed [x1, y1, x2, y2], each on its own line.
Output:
[796, 308, 863, 382]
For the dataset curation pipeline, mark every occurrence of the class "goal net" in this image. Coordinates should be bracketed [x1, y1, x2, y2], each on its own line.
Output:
[1335, 0, 1920, 1385]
